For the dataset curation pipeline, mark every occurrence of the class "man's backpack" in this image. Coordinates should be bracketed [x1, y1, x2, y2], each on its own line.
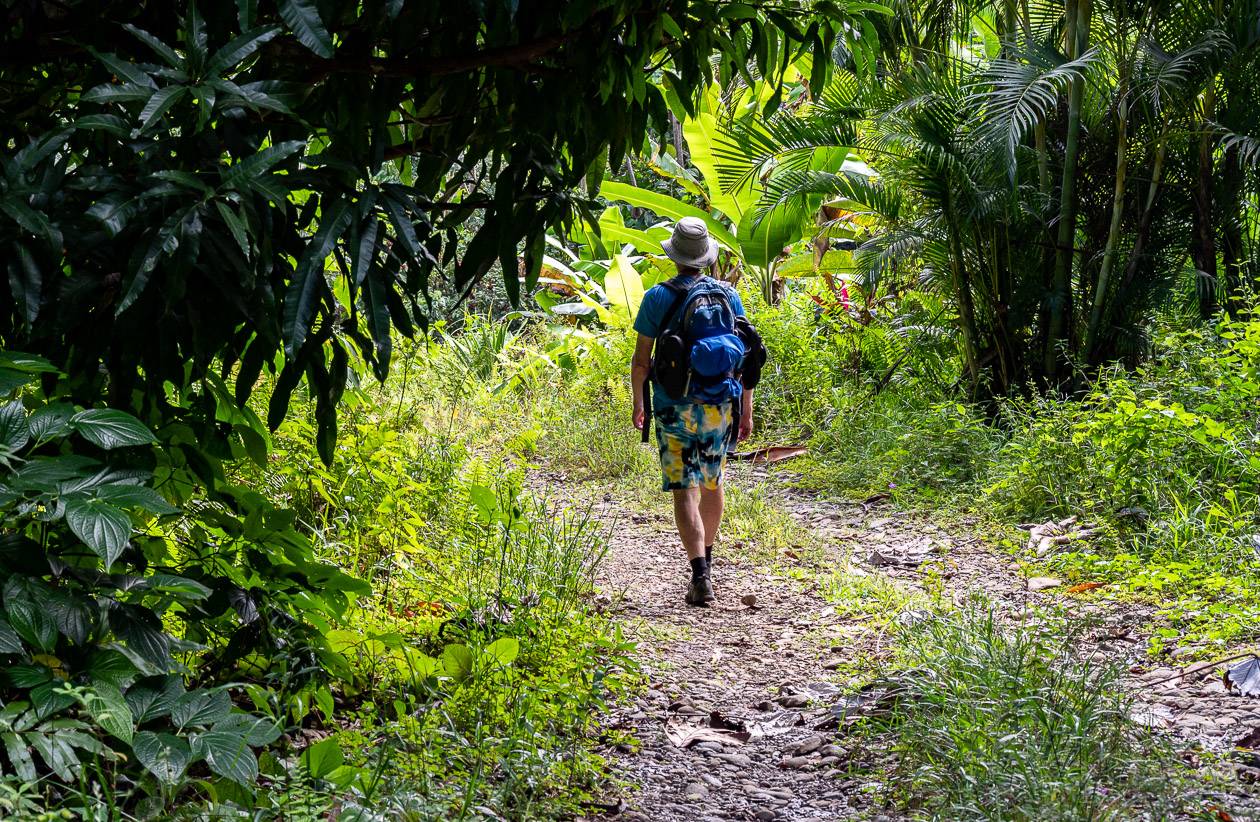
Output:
[651, 276, 768, 404]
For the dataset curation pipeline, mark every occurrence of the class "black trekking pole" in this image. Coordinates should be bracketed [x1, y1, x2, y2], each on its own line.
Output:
[641, 377, 652, 444]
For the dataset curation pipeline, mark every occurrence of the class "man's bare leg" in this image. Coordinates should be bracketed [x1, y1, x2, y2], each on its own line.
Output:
[699, 484, 724, 560]
[673, 487, 714, 604]
[672, 487, 705, 560]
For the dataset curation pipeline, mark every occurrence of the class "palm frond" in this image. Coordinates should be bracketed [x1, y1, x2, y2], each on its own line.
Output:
[1134, 30, 1231, 113]
[971, 43, 1100, 179]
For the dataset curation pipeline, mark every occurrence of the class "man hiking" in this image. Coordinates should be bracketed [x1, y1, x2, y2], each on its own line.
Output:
[631, 217, 759, 607]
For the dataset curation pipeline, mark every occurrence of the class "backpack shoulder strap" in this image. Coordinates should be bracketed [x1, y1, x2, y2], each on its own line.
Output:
[655, 277, 698, 339]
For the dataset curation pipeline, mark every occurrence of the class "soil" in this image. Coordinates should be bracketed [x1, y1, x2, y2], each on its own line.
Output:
[572, 462, 1260, 821]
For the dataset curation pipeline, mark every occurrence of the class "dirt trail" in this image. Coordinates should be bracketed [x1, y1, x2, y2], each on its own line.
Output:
[575, 463, 1260, 821]
[581, 464, 1015, 821]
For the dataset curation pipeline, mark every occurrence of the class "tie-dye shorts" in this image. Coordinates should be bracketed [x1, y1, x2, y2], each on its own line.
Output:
[654, 402, 734, 491]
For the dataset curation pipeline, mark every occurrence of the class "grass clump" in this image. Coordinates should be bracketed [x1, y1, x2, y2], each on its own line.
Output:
[867, 602, 1185, 822]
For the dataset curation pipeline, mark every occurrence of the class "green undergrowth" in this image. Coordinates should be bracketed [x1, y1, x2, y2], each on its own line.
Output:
[746, 299, 1260, 656]
[240, 332, 640, 819]
[860, 602, 1193, 821]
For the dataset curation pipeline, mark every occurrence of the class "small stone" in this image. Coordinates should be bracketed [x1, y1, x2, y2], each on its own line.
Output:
[693, 741, 723, 753]
[777, 694, 810, 708]
[781, 755, 813, 769]
[713, 752, 753, 768]
[1027, 576, 1061, 591]
[754, 811, 778, 822]
[700, 773, 722, 788]
[792, 736, 824, 756]
[756, 700, 776, 711]
[742, 593, 758, 607]
[682, 782, 709, 801]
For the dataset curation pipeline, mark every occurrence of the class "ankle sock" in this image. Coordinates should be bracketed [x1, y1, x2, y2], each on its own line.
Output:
[690, 556, 709, 581]
[705, 544, 712, 563]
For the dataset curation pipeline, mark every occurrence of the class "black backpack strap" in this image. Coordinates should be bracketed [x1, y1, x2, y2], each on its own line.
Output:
[655, 277, 694, 336]
[642, 277, 696, 444]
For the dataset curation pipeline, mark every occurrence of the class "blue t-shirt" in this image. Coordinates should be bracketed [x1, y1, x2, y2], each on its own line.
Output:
[633, 275, 746, 411]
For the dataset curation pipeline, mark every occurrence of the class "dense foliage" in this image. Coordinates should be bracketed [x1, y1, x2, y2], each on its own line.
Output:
[0, 0, 863, 454]
[3, 0, 1260, 816]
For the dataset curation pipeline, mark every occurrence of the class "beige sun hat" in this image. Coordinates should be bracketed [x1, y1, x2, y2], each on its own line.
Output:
[661, 216, 718, 269]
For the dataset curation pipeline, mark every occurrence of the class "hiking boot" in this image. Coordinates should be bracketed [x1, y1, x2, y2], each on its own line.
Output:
[686, 574, 715, 606]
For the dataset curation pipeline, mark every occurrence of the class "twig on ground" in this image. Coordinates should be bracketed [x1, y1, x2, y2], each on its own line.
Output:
[1138, 652, 1258, 689]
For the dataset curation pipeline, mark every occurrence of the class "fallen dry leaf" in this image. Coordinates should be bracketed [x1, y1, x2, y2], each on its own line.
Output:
[664, 717, 750, 748]
[1065, 582, 1106, 594]
[1225, 656, 1260, 697]
[729, 445, 808, 464]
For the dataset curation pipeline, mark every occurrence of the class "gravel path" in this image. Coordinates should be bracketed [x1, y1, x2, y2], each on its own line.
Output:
[581, 464, 1014, 822]
[570, 464, 1260, 820]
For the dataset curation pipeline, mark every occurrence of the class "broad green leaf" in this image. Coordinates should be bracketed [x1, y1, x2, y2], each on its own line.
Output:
[220, 141, 304, 190]
[122, 24, 183, 68]
[484, 637, 520, 667]
[3, 577, 57, 653]
[605, 255, 645, 322]
[171, 689, 232, 730]
[737, 204, 808, 270]
[94, 484, 179, 515]
[144, 573, 211, 600]
[0, 368, 36, 396]
[213, 712, 281, 747]
[133, 731, 192, 784]
[46, 588, 93, 645]
[300, 737, 343, 779]
[682, 89, 757, 223]
[206, 26, 281, 75]
[27, 404, 75, 442]
[0, 618, 23, 654]
[279, 0, 335, 58]
[64, 497, 132, 569]
[86, 649, 140, 689]
[597, 207, 671, 255]
[441, 644, 474, 682]
[70, 409, 156, 449]
[198, 729, 259, 784]
[29, 731, 78, 781]
[0, 402, 30, 451]
[125, 675, 186, 723]
[85, 683, 134, 743]
[3, 731, 37, 781]
[139, 86, 188, 133]
[29, 681, 76, 720]
[599, 181, 739, 253]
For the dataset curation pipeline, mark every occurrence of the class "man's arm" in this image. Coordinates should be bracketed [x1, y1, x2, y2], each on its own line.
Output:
[632, 334, 654, 431]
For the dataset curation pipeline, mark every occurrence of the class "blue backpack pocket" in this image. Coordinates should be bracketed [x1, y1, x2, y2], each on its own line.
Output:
[690, 334, 745, 377]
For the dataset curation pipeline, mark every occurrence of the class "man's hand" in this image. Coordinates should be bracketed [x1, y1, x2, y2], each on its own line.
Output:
[633, 403, 646, 432]
[738, 412, 753, 442]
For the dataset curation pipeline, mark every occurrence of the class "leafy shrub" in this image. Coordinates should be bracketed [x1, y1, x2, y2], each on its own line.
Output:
[0, 353, 368, 813]
[248, 352, 638, 819]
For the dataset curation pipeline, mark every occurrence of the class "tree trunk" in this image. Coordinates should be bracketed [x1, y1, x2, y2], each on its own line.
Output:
[945, 190, 981, 394]
[1044, 0, 1090, 382]
[1116, 131, 1168, 299]
[1192, 82, 1218, 319]
[1085, 80, 1130, 361]
[1221, 145, 1244, 318]
[669, 111, 688, 168]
